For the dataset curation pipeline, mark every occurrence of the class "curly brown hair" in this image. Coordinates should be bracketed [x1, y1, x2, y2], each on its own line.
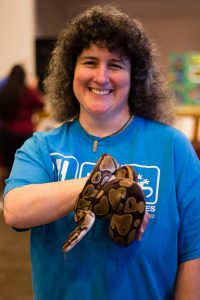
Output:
[44, 5, 174, 124]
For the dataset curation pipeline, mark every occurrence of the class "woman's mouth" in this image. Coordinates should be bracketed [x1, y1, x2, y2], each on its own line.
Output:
[89, 88, 112, 95]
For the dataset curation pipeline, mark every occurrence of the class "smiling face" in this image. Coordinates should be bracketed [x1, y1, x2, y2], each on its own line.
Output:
[73, 43, 131, 127]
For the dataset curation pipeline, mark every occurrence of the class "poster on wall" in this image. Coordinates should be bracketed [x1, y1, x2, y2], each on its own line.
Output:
[168, 52, 200, 106]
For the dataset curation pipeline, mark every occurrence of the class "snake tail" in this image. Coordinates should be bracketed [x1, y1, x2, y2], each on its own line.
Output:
[62, 211, 95, 253]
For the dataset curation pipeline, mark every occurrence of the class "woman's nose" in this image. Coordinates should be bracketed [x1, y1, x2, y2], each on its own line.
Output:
[93, 66, 109, 84]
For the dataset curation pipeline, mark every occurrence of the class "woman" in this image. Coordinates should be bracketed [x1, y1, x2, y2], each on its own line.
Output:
[3, 5, 200, 300]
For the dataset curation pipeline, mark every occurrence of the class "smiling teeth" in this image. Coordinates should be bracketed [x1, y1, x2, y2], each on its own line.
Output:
[90, 88, 111, 95]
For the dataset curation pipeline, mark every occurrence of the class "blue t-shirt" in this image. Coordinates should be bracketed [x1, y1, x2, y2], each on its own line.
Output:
[4, 116, 200, 300]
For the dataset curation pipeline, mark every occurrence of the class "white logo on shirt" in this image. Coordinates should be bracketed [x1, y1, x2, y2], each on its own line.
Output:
[51, 153, 160, 218]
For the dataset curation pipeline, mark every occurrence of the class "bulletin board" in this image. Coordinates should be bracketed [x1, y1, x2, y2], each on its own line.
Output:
[168, 52, 200, 106]
[169, 52, 200, 142]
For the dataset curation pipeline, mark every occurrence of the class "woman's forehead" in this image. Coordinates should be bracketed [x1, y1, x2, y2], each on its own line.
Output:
[79, 42, 128, 59]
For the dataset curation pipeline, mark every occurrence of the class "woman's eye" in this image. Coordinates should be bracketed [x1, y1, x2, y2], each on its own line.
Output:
[83, 61, 96, 66]
[110, 63, 122, 69]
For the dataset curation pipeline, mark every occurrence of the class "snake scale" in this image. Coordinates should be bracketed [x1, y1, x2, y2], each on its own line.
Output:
[62, 154, 146, 252]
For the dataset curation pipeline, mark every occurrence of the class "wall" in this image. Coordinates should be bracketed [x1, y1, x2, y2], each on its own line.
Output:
[0, 0, 35, 80]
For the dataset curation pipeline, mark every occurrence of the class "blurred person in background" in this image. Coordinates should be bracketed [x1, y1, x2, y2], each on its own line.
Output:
[0, 64, 43, 184]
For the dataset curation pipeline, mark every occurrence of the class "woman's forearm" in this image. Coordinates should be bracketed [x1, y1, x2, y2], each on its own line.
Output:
[3, 178, 87, 229]
[174, 259, 200, 300]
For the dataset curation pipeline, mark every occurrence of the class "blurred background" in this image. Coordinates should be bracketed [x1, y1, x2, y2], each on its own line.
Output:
[0, 0, 200, 299]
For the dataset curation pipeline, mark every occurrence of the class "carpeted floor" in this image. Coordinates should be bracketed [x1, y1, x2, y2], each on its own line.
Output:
[0, 207, 33, 300]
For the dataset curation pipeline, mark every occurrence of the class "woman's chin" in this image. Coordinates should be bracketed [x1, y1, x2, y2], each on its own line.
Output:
[88, 107, 110, 116]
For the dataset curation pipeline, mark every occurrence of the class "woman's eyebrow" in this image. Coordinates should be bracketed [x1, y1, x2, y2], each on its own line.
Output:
[78, 55, 97, 61]
[110, 58, 126, 63]
[78, 56, 127, 64]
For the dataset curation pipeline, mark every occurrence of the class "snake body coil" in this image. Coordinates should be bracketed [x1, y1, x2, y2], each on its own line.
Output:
[62, 154, 146, 252]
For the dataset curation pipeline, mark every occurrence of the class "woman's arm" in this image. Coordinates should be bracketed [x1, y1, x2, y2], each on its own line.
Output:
[3, 178, 87, 229]
[174, 258, 200, 299]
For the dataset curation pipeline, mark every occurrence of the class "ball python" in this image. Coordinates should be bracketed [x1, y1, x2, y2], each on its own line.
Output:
[62, 154, 146, 253]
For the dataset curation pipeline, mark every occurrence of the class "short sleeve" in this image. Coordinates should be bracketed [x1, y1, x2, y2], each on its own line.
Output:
[174, 132, 200, 263]
[3, 132, 54, 197]
[178, 175, 200, 263]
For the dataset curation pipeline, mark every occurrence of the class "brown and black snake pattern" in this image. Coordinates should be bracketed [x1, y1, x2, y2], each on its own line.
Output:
[62, 154, 146, 252]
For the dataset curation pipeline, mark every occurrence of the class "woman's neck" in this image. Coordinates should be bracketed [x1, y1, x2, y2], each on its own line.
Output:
[78, 111, 132, 138]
